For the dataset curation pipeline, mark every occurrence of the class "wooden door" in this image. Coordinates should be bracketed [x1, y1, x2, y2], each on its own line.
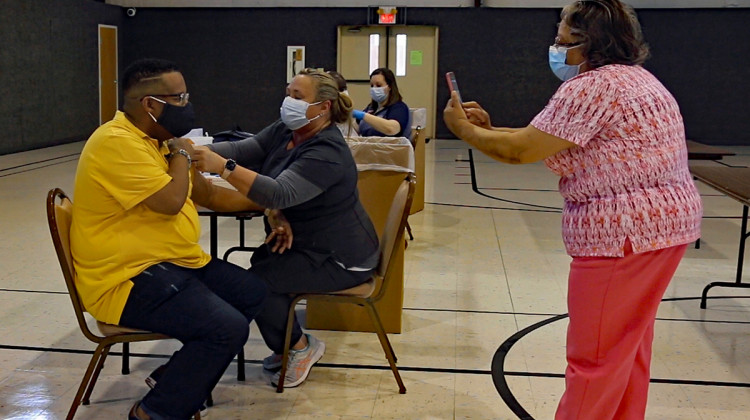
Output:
[338, 25, 438, 138]
[98, 25, 118, 125]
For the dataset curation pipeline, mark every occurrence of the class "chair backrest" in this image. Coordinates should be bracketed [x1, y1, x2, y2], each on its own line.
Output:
[403, 109, 413, 143]
[46, 188, 101, 342]
[372, 173, 416, 301]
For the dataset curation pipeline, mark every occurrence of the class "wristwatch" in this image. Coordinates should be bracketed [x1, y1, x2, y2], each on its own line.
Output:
[221, 158, 237, 179]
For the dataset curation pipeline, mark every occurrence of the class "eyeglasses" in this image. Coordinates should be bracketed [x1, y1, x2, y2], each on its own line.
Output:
[553, 38, 584, 48]
[144, 92, 190, 106]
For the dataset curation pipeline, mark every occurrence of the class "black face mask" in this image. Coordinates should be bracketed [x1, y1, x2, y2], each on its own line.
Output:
[149, 98, 195, 138]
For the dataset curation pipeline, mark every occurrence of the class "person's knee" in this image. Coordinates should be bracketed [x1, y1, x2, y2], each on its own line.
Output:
[208, 309, 250, 353]
[240, 274, 270, 320]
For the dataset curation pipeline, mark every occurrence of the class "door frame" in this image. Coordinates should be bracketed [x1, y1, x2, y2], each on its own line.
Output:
[98, 24, 118, 125]
[337, 25, 438, 138]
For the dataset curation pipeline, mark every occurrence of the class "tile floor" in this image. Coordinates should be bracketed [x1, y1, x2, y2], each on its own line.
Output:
[1, 139, 749, 419]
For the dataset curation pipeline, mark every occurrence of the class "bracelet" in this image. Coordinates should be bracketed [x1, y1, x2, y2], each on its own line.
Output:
[169, 149, 192, 168]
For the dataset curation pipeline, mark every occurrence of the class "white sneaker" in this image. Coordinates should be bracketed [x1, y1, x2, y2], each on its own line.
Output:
[271, 334, 325, 388]
[262, 352, 283, 371]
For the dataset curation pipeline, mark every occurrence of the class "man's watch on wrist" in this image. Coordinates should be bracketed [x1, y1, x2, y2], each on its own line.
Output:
[221, 158, 237, 179]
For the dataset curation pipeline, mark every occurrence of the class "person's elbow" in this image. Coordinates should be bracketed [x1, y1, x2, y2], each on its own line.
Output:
[384, 121, 402, 136]
[514, 149, 545, 164]
[146, 200, 184, 215]
[143, 194, 186, 215]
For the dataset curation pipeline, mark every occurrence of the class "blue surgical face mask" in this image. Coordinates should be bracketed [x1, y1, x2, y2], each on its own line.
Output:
[370, 86, 388, 103]
[549, 45, 585, 82]
[279, 96, 323, 131]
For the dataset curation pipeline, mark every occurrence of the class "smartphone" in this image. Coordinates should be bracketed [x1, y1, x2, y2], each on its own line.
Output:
[445, 72, 463, 103]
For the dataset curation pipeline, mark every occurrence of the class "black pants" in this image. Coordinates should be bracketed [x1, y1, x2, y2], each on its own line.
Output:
[119, 259, 268, 420]
[249, 245, 372, 354]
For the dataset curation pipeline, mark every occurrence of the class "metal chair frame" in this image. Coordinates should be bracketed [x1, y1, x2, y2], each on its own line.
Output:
[274, 173, 416, 394]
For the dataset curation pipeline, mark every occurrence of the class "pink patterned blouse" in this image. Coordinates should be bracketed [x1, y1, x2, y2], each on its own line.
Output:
[531, 64, 702, 257]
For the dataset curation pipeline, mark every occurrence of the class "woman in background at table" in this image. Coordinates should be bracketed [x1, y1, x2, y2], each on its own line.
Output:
[444, 1, 701, 419]
[354, 67, 410, 138]
[192, 69, 379, 390]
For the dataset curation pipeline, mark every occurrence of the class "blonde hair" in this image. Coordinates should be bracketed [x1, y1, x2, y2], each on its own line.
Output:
[298, 68, 353, 125]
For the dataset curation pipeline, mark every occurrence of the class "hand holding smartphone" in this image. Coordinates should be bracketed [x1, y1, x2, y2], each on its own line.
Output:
[445, 72, 463, 104]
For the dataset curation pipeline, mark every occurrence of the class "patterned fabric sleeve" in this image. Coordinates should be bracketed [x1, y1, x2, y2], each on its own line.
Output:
[531, 73, 620, 148]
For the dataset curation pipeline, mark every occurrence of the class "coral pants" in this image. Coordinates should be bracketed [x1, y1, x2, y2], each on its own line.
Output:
[555, 240, 688, 420]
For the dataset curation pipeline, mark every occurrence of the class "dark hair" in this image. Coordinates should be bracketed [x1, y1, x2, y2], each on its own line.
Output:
[327, 70, 348, 92]
[298, 68, 353, 125]
[369, 67, 403, 109]
[562, 0, 650, 68]
[122, 58, 180, 94]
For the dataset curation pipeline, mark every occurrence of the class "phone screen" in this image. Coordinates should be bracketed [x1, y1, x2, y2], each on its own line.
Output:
[445, 72, 463, 103]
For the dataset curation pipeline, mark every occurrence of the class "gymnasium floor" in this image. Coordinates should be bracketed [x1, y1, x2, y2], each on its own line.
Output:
[1, 139, 749, 419]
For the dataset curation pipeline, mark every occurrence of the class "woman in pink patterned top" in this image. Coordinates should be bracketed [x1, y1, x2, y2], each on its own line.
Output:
[444, 1, 702, 419]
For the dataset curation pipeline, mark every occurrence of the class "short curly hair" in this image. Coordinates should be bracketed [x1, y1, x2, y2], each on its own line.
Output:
[122, 58, 180, 95]
[562, 0, 650, 68]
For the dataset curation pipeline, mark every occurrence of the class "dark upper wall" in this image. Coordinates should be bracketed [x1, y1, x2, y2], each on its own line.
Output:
[0, 0, 123, 155]
[2, 4, 749, 155]
[639, 9, 750, 145]
[121, 7, 750, 145]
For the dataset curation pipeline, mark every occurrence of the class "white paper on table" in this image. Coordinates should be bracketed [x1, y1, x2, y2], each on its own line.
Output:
[202, 173, 236, 190]
[188, 136, 214, 146]
[185, 128, 205, 137]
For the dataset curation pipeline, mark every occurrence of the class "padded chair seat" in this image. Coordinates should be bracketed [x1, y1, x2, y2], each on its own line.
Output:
[330, 278, 376, 298]
[96, 321, 154, 337]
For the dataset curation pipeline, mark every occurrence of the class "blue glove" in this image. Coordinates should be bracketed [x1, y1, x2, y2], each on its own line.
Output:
[352, 110, 365, 121]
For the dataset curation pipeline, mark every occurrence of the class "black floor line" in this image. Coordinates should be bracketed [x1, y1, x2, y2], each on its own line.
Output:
[0, 288, 68, 295]
[5, 342, 748, 389]
[0, 157, 79, 178]
[424, 201, 562, 214]
[0, 153, 80, 172]
[3, 286, 749, 324]
[492, 296, 750, 419]
[1, 294, 749, 417]
[464, 149, 747, 219]
[468, 149, 563, 212]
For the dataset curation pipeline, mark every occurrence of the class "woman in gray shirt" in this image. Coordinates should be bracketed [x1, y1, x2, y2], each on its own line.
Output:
[194, 69, 378, 389]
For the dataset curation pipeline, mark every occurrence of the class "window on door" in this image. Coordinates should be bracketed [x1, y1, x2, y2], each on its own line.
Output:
[395, 34, 407, 76]
[369, 34, 380, 74]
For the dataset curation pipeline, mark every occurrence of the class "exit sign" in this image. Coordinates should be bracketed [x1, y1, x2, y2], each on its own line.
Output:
[378, 7, 397, 24]
[368, 6, 406, 25]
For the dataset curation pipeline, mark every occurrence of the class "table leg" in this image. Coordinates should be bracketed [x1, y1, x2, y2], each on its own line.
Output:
[701, 205, 750, 309]
[210, 214, 218, 259]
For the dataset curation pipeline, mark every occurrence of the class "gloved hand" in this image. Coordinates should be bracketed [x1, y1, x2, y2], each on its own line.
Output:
[352, 110, 365, 121]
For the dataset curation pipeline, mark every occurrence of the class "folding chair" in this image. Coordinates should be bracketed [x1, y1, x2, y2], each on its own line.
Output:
[275, 173, 416, 393]
[47, 188, 207, 419]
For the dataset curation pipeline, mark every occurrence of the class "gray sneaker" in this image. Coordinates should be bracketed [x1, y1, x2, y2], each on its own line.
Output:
[271, 334, 325, 388]
[262, 352, 283, 371]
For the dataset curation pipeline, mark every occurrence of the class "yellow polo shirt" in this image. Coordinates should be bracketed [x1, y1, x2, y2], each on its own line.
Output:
[70, 111, 210, 324]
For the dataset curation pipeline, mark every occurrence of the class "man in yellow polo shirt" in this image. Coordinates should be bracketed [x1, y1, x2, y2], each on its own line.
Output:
[71, 58, 268, 420]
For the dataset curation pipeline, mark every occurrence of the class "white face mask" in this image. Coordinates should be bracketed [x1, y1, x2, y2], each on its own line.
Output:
[279, 96, 323, 131]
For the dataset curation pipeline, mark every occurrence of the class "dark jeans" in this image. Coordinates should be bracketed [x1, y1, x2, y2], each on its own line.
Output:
[249, 245, 372, 354]
[119, 259, 267, 420]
